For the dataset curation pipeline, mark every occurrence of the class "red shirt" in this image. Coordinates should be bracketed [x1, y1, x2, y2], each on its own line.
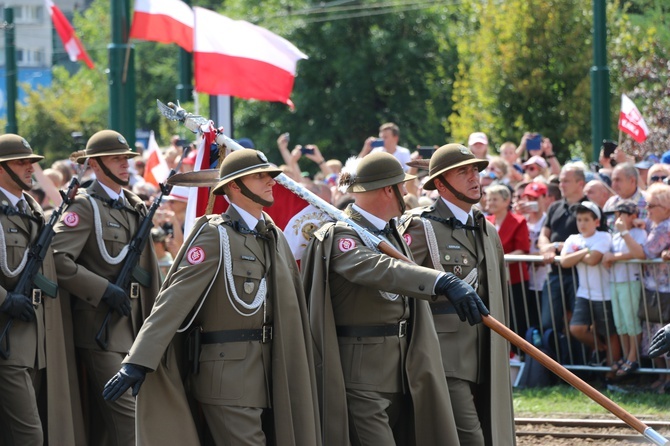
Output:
[486, 212, 530, 284]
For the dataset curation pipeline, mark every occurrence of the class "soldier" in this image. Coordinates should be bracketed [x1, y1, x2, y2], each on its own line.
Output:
[103, 149, 321, 445]
[301, 152, 489, 446]
[0, 134, 83, 444]
[52, 130, 160, 446]
[398, 144, 515, 446]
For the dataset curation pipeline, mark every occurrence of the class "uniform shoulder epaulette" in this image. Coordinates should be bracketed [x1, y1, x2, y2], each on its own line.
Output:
[313, 221, 336, 240]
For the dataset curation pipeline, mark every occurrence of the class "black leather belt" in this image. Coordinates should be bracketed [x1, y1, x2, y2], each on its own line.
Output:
[336, 320, 408, 338]
[201, 325, 273, 344]
[430, 301, 457, 315]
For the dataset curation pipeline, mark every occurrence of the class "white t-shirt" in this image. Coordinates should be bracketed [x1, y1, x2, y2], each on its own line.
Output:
[527, 214, 549, 291]
[562, 231, 612, 301]
[372, 145, 412, 172]
[610, 228, 647, 283]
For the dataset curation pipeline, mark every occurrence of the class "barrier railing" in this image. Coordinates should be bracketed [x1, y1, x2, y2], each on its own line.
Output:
[504, 254, 670, 380]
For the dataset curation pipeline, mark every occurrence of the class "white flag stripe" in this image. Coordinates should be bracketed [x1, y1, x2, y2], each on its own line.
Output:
[194, 7, 307, 75]
[133, 0, 194, 27]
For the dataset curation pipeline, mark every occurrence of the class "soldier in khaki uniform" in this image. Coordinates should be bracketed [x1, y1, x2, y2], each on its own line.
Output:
[398, 144, 516, 446]
[52, 130, 160, 446]
[103, 149, 321, 446]
[0, 134, 84, 445]
[301, 152, 489, 446]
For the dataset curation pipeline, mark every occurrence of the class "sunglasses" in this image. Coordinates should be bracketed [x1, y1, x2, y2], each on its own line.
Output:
[525, 165, 539, 172]
[650, 175, 668, 183]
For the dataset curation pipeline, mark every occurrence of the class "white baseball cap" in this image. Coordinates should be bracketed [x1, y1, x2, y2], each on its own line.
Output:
[468, 132, 488, 146]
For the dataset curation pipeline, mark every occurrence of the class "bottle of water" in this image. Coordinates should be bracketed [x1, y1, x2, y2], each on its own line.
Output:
[532, 329, 542, 348]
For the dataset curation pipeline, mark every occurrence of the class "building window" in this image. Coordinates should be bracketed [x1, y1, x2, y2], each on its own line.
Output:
[16, 48, 45, 67]
[13, 5, 44, 24]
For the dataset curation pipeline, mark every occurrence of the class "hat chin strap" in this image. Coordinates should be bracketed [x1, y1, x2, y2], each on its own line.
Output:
[392, 184, 406, 214]
[1, 162, 31, 191]
[97, 158, 129, 187]
[437, 176, 481, 205]
[234, 179, 273, 208]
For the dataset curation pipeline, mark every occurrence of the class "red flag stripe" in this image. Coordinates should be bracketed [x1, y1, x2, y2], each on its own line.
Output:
[194, 53, 297, 103]
[47, 0, 94, 69]
[129, 10, 193, 52]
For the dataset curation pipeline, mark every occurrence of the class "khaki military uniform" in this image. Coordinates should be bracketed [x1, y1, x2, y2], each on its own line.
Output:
[0, 191, 84, 445]
[52, 180, 160, 446]
[399, 198, 516, 446]
[126, 207, 321, 446]
[302, 204, 459, 446]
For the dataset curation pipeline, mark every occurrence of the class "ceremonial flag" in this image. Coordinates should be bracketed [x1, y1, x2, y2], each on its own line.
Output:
[46, 0, 94, 69]
[143, 131, 170, 187]
[182, 125, 317, 253]
[618, 94, 650, 143]
[129, 0, 194, 52]
[193, 7, 308, 105]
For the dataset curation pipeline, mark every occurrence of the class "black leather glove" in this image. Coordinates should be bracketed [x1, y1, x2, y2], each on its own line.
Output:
[0, 292, 36, 322]
[103, 363, 147, 401]
[435, 273, 489, 325]
[102, 283, 131, 316]
[648, 324, 670, 359]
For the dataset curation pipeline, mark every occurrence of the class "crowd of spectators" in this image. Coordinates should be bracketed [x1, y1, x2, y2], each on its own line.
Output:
[29, 126, 670, 392]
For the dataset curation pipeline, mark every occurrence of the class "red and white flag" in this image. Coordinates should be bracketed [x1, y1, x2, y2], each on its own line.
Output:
[143, 131, 170, 187]
[46, 0, 94, 69]
[129, 0, 194, 52]
[193, 7, 308, 105]
[618, 94, 650, 143]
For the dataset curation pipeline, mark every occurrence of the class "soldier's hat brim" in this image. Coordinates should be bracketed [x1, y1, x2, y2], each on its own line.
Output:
[74, 148, 139, 164]
[211, 163, 282, 195]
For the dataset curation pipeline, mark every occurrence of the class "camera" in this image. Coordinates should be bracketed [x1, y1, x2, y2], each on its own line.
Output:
[161, 222, 174, 237]
[371, 139, 384, 149]
[300, 146, 315, 155]
[418, 146, 435, 159]
[526, 134, 542, 151]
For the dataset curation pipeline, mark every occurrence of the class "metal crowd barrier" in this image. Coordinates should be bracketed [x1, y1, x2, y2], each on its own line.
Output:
[503, 254, 670, 380]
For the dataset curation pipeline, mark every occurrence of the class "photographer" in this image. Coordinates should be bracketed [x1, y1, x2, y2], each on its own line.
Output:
[154, 186, 188, 258]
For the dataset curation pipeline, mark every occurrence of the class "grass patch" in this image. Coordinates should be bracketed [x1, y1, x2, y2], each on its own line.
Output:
[513, 384, 670, 419]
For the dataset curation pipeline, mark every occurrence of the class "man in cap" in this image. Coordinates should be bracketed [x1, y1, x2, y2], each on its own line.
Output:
[51, 129, 161, 445]
[302, 151, 488, 446]
[103, 149, 321, 445]
[0, 134, 83, 444]
[398, 144, 515, 446]
[468, 132, 490, 160]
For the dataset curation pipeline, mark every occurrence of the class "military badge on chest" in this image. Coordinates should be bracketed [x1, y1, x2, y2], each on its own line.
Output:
[244, 280, 255, 294]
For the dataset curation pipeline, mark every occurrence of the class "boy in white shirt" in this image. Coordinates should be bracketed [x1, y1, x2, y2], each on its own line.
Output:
[602, 200, 647, 377]
[560, 201, 621, 373]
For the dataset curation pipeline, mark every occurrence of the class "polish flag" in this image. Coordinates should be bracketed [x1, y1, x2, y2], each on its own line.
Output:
[143, 131, 170, 187]
[618, 94, 650, 143]
[193, 7, 308, 105]
[46, 0, 94, 69]
[129, 0, 194, 52]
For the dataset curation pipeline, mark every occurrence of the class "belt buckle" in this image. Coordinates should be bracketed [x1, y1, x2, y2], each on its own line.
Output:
[398, 320, 407, 338]
[32, 289, 42, 307]
[130, 283, 140, 299]
[262, 325, 273, 343]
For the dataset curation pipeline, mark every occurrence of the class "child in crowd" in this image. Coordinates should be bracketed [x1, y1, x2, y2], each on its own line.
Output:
[602, 200, 647, 377]
[560, 201, 621, 375]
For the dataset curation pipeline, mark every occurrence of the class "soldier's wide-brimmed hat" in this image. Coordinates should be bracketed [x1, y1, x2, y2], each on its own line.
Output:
[72, 130, 139, 164]
[339, 152, 415, 193]
[212, 149, 282, 195]
[423, 143, 489, 191]
[0, 134, 44, 163]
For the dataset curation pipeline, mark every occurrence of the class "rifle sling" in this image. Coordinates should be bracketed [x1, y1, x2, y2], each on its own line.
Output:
[132, 264, 152, 288]
[33, 273, 58, 298]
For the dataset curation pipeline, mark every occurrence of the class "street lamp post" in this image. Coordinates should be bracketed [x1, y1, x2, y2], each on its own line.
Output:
[591, 0, 610, 161]
[108, 0, 135, 145]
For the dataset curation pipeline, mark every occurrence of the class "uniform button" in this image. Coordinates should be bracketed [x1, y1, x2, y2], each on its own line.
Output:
[419, 284, 425, 291]
[219, 352, 225, 357]
[247, 271, 251, 276]
[356, 337, 362, 341]
[114, 235, 118, 239]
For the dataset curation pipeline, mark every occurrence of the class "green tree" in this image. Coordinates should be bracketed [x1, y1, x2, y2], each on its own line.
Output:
[449, 0, 593, 160]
